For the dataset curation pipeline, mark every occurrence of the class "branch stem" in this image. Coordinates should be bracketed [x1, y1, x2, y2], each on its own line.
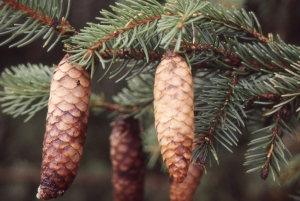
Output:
[2, 0, 78, 35]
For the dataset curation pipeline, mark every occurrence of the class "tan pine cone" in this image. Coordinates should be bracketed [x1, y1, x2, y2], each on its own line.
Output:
[154, 50, 194, 183]
[110, 115, 145, 201]
[169, 141, 204, 201]
[36, 55, 91, 200]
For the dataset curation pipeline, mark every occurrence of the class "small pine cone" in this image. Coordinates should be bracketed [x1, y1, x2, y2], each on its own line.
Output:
[154, 50, 194, 183]
[169, 141, 204, 201]
[37, 55, 91, 200]
[110, 115, 145, 201]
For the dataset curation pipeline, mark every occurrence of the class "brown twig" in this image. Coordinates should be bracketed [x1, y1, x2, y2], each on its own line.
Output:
[89, 42, 293, 74]
[261, 107, 283, 180]
[85, 13, 163, 57]
[90, 97, 140, 113]
[2, 0, 78, 35]
[193, 73, 241, 155]
[251, 93, 281, 102]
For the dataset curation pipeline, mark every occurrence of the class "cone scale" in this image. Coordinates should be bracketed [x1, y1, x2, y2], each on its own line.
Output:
[110, 115, 145, 201]
[36, 55, 91, 200]
[169, 141, 204, 201]
[170, 164, 204, 201]
[154, 50, 194, 183]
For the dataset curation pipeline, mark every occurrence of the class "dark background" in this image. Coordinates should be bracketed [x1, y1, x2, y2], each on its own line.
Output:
[0, 0, 300, 200]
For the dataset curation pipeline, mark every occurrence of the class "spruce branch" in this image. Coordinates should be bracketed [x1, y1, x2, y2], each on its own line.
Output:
[193, 73, 246, 164]
[231, 73, 298, 179]
[237, 71, 300, 116]
[66, 0, 165, 76]
[192, 69, 298, 178]
[157, 0, 210, 50]
[64, 0, 300, 82]
[0, 0, 75, 50]
[0, 63, 53, 121]
[244, 106, 294, 181]
[200, 4, 268, 42]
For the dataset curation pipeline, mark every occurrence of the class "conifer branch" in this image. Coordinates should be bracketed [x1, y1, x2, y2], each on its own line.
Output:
[193, 73, 246, 164]
[1, 0, 76, 33]
[197, 4, 269, 43]
[65, 0, 165, 76]
[2, 0, 54, 26]
[0, 0, 75, 50]
[237, 70, 300, 114]
[0, 63, 53, 121]
[239, 74, 297, 179]
[244, 105, 294, 181]
[65, 0, 300, 80]
[261, 108, 284, 180]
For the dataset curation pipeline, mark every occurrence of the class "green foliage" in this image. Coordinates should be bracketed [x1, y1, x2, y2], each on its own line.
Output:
[157, 0, 210, 50]
[66, 0, 165, 76]
[63, 0, 300, 86]
[193, 73, 247, 165]
[112, 72, 154, 118]
[0, 0, 71, 51]
[236, 72, 299, 180]
[0, 63, 53, 121]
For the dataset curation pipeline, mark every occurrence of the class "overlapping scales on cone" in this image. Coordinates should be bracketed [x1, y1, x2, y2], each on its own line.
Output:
[170, 141, 204, 201]
[170, 164, 204, 201]
[110, 115, 145, 201]
[154, 50, 194, 183]
[37, 55, 91, 200]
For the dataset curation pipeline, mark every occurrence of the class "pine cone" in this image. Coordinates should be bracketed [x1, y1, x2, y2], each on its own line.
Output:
[110, 115, 145, 201]
[169, 141, 204, 201]
[36, 55, 91, 200]
[154, 50, 194, 183]
[169, 163, 204, 201]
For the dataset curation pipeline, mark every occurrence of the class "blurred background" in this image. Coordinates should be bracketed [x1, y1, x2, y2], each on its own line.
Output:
[1, 0, 300, 200]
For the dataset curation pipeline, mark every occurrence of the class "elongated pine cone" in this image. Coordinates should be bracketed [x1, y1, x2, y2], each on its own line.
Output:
[36, 55, 91, 200]
[110, 115, 145, 201]
[169, 141, 204, 201]
[154, 50, 194, 183]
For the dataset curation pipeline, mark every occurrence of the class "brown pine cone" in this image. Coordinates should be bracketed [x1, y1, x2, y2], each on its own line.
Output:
[169, 163, 204, 201]
[154, 50, 194, 183]
[36, 55, 91, 200]
[110, 115, 145, 201]
[169, 140, 204, 201]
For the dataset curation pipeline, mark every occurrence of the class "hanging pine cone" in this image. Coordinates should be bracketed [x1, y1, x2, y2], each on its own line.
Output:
[36, 54, 91, 200]
[154, 49, 194, 183]
[169, 164, 204, 201]
[169, 140, 204, 201]
[110, 115, 145, 201]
